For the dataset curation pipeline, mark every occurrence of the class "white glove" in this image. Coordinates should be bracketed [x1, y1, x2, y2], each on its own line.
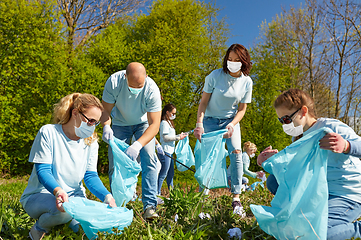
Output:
[179, 132, 188, 140]
[223, 123, 234, 138]
[55, 188, 68, 212]
[194, 123, 204, 142]
[104, 194, 117, 207]
[102, 125, 113, 143]
[156, 143, 164, 155]
[125, 141, 142, 161]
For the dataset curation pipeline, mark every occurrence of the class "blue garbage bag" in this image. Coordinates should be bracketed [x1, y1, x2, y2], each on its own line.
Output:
[174, 136, 195, 172]
[109, 137, 142, 207]
[63, 197, 133, 239]
[194, 129, 228, 189]
[250, 127, 331, 240]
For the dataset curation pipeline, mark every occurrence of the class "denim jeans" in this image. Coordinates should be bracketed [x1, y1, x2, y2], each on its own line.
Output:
[24, 192, 84, 233]
[157, 151, 174, 195]
[109, 123, 158, 211]
[266, 174, 361, 239]
[202, 117, 243, 194]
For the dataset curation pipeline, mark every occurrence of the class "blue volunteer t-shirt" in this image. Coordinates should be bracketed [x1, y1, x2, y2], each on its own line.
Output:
[303, 118, 361, 203]
[102, 70, 162, 126]
[203, 69, 253, 118]
[159, 120, 176, 154]
[20, 124, 99, 207]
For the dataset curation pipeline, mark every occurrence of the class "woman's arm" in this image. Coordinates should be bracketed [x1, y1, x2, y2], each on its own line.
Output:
[83, 171, 111, 202]
[231, 103, 247, 126]
[194, 92, 211, 141]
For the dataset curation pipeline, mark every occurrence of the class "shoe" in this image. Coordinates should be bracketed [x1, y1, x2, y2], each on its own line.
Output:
[157, 197, 164, 205]
[29, 225, 45, 240]
[232, 201, 246, 217]
[143, 206, 159, 220]
[232, 200, 242, 210]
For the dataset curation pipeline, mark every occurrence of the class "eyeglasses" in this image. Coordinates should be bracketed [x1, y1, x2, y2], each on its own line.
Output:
[278, 108, 301, 124]
[80, 112, 100, 126]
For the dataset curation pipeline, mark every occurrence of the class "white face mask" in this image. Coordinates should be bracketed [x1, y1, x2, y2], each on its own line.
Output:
[128, 86, 144, 95]
[250, 153, 255, 158]
[282, 122, 303, 137]
[227, 60, 242, 73]
[170, 114, 176, 120]
[75, 121, 95, 139]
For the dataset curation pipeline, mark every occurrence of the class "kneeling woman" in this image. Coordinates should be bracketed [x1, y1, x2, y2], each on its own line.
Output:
[20, 93, 116, 240]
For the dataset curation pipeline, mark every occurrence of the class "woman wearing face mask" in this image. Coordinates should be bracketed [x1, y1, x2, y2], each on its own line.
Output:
[157, 103, 187, 196]
[194, 43, 253, 210]
[257, 88, 361, 240]
[20, 93, 116, 240]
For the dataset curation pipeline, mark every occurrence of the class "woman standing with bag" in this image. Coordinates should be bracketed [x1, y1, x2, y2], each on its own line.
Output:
[194, 43, 253, 211]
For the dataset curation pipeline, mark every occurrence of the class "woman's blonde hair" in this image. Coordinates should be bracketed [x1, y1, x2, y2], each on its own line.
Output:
[274, 89, 317, 118]
[243, 141, 257, 152]
[53, 93, 103, 145]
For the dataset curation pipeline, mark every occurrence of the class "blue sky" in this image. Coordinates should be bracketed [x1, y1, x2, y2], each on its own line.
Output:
[202, 0, 305, 49]
[139, 0, 305, 49]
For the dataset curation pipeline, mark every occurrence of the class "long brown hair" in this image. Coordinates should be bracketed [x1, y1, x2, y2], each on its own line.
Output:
[53, 93, 103, 145]
[274, 89, 317, 118]
[222, 43, 252, 76]
[161, 103, 176, 128]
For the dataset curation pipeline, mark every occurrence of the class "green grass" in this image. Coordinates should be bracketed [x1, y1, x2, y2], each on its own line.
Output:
[0, 174, 274, 239]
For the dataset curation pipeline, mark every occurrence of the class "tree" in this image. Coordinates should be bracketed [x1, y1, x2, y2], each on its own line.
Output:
[57, 0, 148, 53]
[0, 0, 69, 175]
[87, 0, 229, 135]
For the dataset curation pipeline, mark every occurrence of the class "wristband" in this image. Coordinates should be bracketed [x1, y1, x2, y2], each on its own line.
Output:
[196, 122, 203, 128]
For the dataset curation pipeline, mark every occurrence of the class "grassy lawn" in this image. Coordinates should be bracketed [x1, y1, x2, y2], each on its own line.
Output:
[0, 173, 274, 239]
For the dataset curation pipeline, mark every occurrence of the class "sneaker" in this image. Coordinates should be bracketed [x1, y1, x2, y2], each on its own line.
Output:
[143, 206, 159, 220]
[232, 201, 246, 217]
[232, 200, 242, 210]
[29, 225, 45, 240]
[157, 197, 164, 205]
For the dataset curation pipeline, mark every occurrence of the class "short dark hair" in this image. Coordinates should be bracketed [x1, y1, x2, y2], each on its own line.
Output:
[222, 43, 252, 76]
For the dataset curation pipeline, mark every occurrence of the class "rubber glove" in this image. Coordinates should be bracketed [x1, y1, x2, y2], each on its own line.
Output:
[223, 123, 234, 138]
[104, 194, 117, 208]
[194, 123, 204, 142]
[55, 188, 68, 212]
[179, 132, 188, 140]
[102, 125, 113, 143]
[257, 146, 279, 166]
[156, 143, 164, 155]
[319, 132, 349, 153]
[125, 141, 142, 161]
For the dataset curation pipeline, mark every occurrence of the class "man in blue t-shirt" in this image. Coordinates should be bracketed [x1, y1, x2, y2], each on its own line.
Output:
[100, 62, 162, 220]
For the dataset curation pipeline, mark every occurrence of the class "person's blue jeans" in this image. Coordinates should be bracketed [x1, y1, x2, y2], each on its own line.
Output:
[157, 151, 174, 195]
[266, 174, 361, 239]
[24, 192, 84, 233]
[201, 116, 243, 194]
[109, 123, 158, 211]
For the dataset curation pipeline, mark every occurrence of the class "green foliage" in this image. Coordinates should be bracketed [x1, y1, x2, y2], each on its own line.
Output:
[0, 178, 275, 239]
[241, 20, 303, 172]
[0, 0, 69, 175]
[88, 0, 229, 137]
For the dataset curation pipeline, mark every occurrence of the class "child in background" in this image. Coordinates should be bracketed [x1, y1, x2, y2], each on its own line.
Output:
[227, 141, 264, 190]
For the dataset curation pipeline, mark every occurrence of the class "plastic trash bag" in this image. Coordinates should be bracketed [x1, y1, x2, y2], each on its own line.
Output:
[63, 197, 133, 239]
[174, 136, 195, 171]
[194, 129, 228, 189]
[250, 127, 331, 240]
[109, 137, 142, 207]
